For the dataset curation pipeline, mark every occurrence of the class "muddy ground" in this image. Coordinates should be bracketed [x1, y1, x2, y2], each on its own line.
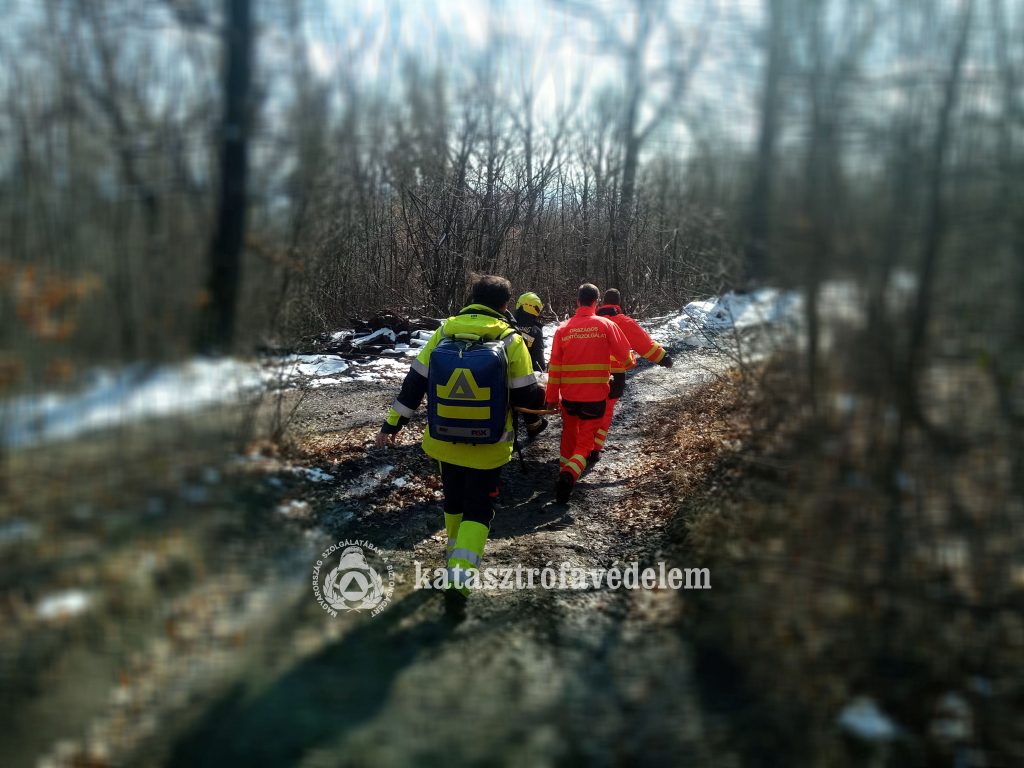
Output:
[3, 348, 750, 768]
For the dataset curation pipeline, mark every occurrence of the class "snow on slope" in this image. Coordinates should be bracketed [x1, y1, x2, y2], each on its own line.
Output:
[2, 358, 264, 449]
[539, 289, 804, 355]
[5, 279, 906, 449]
[1, 354, 411, 449]
[646, 288, 805, 349]
[645, 277, 907, 353]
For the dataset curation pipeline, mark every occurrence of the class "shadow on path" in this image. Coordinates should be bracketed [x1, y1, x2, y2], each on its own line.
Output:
[166, 589, 442, 768]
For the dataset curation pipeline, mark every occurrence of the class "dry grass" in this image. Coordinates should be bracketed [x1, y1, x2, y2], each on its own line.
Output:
[657, 358, 1024, 766]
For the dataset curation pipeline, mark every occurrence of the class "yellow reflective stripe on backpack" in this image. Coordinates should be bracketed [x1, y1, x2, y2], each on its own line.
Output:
[437, 404, 491, 419]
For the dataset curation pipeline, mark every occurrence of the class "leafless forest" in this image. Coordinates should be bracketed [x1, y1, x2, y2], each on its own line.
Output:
[3, 0, 1021, 363]
[2, 0, 1024, 765]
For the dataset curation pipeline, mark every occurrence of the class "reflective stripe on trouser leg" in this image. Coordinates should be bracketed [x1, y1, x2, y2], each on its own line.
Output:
[568, 416, 603, 477]
[446, 520, 489, 596]
[594, 398, 617, 451]
[565, 453, 587, 478]
[561, 409, 596, 476]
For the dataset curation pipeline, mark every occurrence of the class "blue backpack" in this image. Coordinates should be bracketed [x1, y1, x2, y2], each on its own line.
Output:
[427, 330, 513, 444]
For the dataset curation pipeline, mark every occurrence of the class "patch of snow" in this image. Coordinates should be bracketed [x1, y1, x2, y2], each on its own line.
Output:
[542, 322, 557, 364]
[393, 474, 410, 488]
[349, 464, 394, 497]
[2, 358, 264, 449]
[276, 500, 311, 519]
[687, 289, 803, 331]
[37, 590, 92, 620]
[279, 354, 350, 378]
[886, 268, 918, 312]
[837, 697, 898, 741]
[335, 357, 410, 383]
[293, 467, 334, 483]
[930, 692, 972, 741]
[936, 538, 969, 570]
[640, 279, 890, 357]
[0, 518, 42, 546]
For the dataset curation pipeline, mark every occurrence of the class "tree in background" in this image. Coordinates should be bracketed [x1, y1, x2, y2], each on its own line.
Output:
[198, 0, 252, 353]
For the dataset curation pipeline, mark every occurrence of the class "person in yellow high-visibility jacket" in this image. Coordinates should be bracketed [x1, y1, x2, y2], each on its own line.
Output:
[374, 276, 544, 608]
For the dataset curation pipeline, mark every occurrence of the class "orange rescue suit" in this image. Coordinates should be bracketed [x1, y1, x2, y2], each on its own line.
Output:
[597, 305, 667, 364]
[592, 304, 670, 453]
[547, 305, 633, 402]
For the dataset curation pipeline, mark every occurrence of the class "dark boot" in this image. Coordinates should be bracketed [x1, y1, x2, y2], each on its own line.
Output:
[443, 588, 468, 623]
[555, 471, 575, 503]
[526, 417, 548, 440]
[588, 449, 601, 464]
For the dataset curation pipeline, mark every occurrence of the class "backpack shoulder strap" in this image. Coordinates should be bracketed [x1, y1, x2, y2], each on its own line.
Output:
[498, 326, 519, 348]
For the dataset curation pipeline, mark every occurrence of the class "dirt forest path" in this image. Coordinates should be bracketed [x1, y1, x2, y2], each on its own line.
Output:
[157, 352, 735, 768]
[5, 350, 738, 768]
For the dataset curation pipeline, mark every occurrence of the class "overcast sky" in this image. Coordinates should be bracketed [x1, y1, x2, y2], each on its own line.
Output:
[296, 0, 766, 152]
[0, 0, 768, 174]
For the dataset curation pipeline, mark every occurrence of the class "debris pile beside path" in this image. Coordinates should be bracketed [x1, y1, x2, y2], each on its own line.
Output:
[305, 311, 442, 358]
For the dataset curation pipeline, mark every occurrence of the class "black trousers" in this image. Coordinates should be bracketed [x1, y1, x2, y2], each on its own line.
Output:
[609, 372, 626, 400]
[439, 462, 502, 527]
[561, 399, 607, 420]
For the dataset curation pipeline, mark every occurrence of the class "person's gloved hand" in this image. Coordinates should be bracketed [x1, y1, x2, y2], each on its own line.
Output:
[659, 354, 673, 369]
[545, 402, 560, 412]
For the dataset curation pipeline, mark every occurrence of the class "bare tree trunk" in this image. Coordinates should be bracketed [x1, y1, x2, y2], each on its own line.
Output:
[883, 0, 974, 626]
[990, 0, 1024, 499]
[199, 0, 252, 352]
[744, 0, 785, 287]
[900, 0, 973, 428]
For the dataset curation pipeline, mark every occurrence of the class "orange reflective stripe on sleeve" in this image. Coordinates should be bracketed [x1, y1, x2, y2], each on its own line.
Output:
[642, 342, 666, 362]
